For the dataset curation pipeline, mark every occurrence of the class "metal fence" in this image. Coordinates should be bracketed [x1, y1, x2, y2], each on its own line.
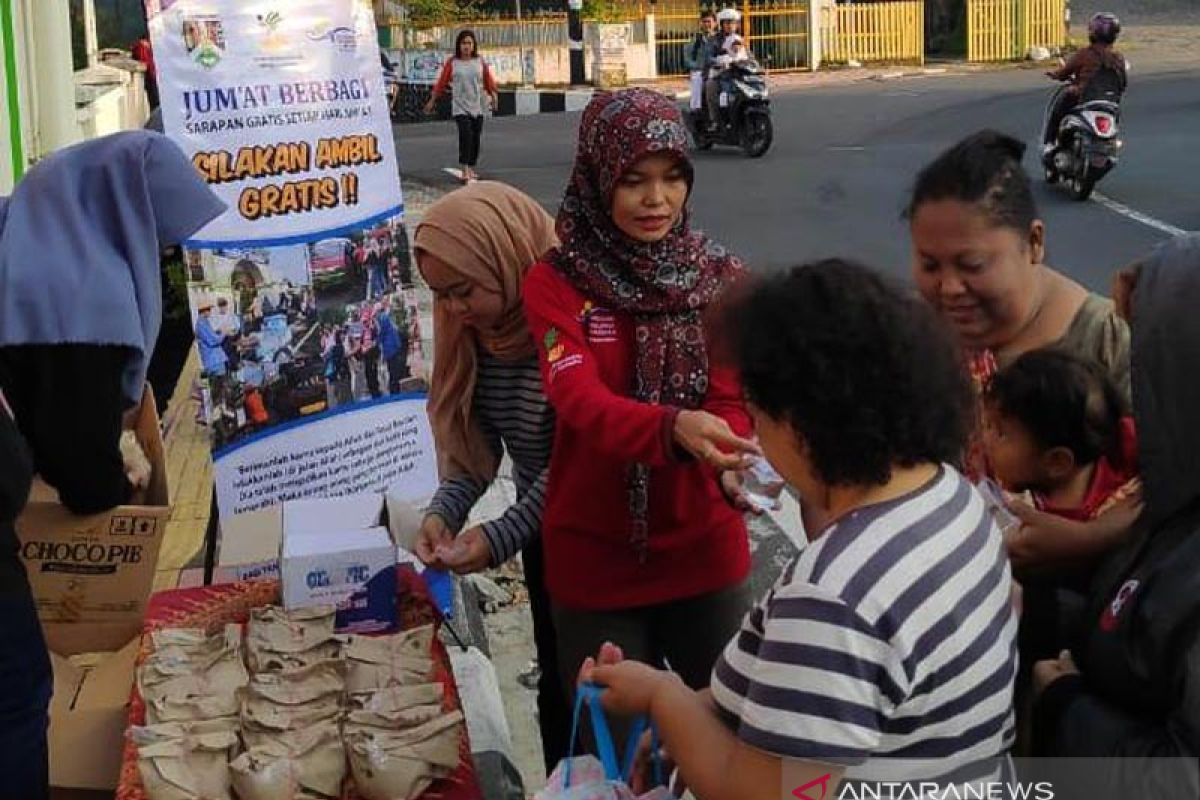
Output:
[654, 12, 703, 77]
[747, 4, 809, 71]
[401, 13, 651, 50]
[402, 16, 571, 49]
[967, 0, 1066, 62]
[821, 1, 924, 65]
[654, 0, 810, 77]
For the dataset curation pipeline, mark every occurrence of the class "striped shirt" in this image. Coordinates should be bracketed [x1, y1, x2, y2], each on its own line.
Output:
[425, 354, 554, 565]
[711, 465, 1017, 785]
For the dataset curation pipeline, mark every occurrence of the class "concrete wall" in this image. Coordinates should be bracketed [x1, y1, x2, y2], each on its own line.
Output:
[389, 30, 656, 88]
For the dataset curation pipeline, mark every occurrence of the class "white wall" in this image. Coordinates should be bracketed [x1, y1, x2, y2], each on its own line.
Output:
[396, 38, 656, 87]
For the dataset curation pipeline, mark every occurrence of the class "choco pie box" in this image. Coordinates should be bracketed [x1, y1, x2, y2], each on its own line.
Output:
[15, 388, 169, 791]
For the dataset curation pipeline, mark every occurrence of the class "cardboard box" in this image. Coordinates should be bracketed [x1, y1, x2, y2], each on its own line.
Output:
[213, 492, 410, 632]
[281, 523, 396, 632]
[215, 489, 426, 584]
[16, 388, 168, 791]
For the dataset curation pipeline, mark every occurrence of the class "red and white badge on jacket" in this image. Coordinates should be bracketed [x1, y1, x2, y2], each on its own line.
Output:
[1100, 579, 1140, 632]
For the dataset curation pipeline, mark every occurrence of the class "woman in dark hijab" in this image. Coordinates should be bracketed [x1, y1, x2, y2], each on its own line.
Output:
[1032, 235, 1200, 797]
[0, 130, 224, 798]
[521, 89, 760, 719]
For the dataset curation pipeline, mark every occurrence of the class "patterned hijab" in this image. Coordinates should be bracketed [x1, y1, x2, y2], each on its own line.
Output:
[551, 88, 744, 558]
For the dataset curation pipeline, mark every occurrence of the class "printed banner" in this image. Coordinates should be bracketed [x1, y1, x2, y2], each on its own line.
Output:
[147, 0, 435, 521]
[215, 395, 437, 518]
[148, 0, 402, 245]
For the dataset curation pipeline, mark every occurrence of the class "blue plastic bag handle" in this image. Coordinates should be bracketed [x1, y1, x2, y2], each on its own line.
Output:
[422, 568, 454, 619]
[563, 682, 662, 788]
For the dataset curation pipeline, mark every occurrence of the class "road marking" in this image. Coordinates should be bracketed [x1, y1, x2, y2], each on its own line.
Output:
[1094, 191, 1191, 237]
[829, 146, 865, 152]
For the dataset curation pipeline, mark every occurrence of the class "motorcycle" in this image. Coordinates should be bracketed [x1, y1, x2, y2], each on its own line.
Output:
[1041, 78, 1123, 201]
[686, 59, 773, 158]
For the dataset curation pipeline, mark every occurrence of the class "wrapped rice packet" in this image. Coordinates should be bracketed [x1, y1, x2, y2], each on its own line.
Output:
[241, 689, 342, 731]
[149, 625, 240, 658]
[249, 638, 344, 675]
[246, 606, 346, 676]
[132, 718, 239, 800]
[241, 691, 343, 751]
[231, 721, 346, 800]
[345, 684, 445, 730]
[346, 712, 465, 800]
[344, 626, 435, 693]
[141, 653, 249, 724]
[140, 625, 246, 696]
[247, 606, 338, 653]
[242, 660, 345, 708]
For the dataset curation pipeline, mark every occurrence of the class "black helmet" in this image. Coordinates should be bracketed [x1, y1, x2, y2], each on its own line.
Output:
[1088, 12, 1121, 45]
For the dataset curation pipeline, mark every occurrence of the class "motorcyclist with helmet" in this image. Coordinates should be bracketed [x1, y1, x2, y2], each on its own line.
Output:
[1043, 12, 1127, 153]
[705, 8, 751, 131]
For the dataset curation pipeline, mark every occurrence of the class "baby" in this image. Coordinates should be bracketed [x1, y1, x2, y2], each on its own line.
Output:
[983, 349, 1138, 523]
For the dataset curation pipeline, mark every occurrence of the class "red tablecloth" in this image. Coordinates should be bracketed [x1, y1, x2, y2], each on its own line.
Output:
[116, 568, 483, 800]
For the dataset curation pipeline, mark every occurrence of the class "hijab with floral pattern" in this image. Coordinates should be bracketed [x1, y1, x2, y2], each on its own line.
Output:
[550, 88, 745, 558]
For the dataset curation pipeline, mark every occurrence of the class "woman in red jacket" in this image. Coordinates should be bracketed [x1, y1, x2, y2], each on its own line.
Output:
[522, 88, 760, 700]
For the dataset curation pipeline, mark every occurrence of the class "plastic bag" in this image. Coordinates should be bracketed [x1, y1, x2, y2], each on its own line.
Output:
[535, 684, 672, 800]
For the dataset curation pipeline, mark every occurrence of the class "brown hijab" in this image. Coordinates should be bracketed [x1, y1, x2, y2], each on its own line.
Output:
[413, 181, 557, 483]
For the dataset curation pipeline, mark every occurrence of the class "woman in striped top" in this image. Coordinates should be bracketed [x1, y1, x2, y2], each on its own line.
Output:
[590, 261, 1018, 799]
[411, 181, 570, 770]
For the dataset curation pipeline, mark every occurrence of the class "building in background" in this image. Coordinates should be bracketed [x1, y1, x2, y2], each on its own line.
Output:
[1, 0, 149, 194]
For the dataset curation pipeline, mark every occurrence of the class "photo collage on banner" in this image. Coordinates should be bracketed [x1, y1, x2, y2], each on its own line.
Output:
[146, 0, 436, 518]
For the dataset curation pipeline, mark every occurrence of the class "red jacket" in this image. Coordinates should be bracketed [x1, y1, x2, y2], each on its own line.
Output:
[131, 38, 156, 82]
[522, 262, 752, 611]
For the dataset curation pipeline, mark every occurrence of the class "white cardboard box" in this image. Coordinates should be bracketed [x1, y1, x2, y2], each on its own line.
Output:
[281, 523, 396, 632]
[215, 490, 425, 585]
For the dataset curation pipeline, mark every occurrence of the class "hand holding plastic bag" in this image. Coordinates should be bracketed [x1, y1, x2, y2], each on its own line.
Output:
[536, 684, 673, 800]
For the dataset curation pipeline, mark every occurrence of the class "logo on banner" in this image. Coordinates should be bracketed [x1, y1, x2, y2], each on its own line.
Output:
[256, 11, 289, 53]
[307, 21, 361, 53]
[252, 9, 304, 68]
[182, 16, 226, 69]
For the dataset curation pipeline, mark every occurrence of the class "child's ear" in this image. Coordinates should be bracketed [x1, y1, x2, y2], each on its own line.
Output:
[1042, 446, 1078, 481]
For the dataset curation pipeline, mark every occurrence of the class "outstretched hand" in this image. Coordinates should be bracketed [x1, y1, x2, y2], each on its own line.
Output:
[673, 410, 759, 471]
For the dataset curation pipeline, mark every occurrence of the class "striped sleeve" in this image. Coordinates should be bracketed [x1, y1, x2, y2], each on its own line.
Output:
[717, 583, 907, 765]
[425, 475, 489, 534]
[479, 466, 547, 565]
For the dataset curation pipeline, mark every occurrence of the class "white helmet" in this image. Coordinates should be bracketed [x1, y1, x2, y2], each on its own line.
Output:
[716, 8, 741, 23]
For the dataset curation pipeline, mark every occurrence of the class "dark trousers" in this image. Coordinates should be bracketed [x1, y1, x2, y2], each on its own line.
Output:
[522, 539, 572, 772]
[1045, 90, 1078, 146]
[552, 580, 753, 755]
[455, 114, 484, 167]
[386, 352, 409, 394]
[364, 348, 381, 398]
[145, 76, 160, 110]
[0, 573, 52, 800]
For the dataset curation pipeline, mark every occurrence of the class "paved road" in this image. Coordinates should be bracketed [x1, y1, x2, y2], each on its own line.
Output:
[396, 66, 1199, 291]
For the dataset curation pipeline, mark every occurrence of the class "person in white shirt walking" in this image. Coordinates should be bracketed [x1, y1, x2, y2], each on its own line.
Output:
[424, 30, 500, 183]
